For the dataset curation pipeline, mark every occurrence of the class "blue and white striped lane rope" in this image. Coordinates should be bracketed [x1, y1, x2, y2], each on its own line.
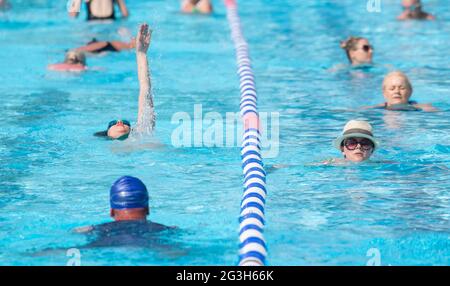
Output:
[225, 0, 268, 266]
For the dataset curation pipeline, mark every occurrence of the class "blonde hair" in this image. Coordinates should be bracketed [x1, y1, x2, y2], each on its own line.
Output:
[64, 50, 86, 65]
[382, 71, 413, 91]
[340, 36, 365, 62]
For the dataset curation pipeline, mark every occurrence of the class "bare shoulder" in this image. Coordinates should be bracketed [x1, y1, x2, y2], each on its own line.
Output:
[414, 103, 439, 112]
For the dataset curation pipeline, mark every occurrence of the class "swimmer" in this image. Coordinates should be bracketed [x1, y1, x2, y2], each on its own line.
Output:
[364, 71, 438, 112]
[329, 120, 379, 164]
[48, 50, 87, 72]
[94, 23, 155, 140]
[398, 0, 435, 20]
[340, 37, 373, 66]
[75, 37, 136, 54]
[181, 0, 213, 14]
[68, 0, 129, 21]
[73, 176, 176, 248]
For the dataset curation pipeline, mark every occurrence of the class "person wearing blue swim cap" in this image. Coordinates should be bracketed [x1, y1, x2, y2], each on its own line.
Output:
[73, 176, 175, 246]
[109, 175, 151, 220]
[94, 23, 155, 140]
[340, 36, 373, 66]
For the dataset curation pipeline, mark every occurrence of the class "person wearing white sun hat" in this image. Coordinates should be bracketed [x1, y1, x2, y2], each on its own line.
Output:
[333, 119, 380, 163]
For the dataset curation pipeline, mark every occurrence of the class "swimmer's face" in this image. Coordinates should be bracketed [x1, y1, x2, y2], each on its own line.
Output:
[383, 75, 412, 105]
[341, 137, 374, 162]
[107, 120, 131, 140]
[349, 39, 373, 65]
[403, 0, 421, 9]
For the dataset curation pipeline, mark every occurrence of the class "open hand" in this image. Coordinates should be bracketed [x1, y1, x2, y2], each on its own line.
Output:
[136, 23, 152, 54]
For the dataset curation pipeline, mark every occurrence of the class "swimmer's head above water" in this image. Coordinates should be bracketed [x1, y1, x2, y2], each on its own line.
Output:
[402, 0, 425, 14]
[340, 37, 373, 66]
[399, 0, 435, 20]
[363, 70, 437, 112]
[334, 120, 379, 163]
[94, 119, 131, 140]
[64, 50, 86, 66]
[382, 71, 413, 107]
[110, 176, 149, 221]
[48, 50, 87, 71]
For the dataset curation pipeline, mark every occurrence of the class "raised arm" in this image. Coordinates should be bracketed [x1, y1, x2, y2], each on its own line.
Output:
[136, 23, 154, 129]
[116, 0, 129, 18]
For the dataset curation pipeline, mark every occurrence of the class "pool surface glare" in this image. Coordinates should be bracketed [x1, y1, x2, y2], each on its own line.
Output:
[0, 0, 449, 266]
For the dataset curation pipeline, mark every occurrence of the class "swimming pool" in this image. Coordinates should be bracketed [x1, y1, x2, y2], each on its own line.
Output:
[0, 0, 449, 265]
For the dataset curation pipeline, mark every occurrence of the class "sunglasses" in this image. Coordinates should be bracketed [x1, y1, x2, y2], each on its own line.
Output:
[107, 119, 131, 130]
[405, 3, 421, 11]
[361, 45, 373, 53]
[343, 138, 374, 151]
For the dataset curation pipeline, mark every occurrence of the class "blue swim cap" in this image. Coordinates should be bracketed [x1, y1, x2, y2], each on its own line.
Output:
[110, 176, 149, 210]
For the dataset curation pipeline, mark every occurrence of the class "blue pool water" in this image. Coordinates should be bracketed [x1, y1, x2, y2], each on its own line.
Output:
[0, 0, 449, 265]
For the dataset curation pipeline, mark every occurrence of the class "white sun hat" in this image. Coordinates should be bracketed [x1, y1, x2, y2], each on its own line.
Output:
[333, 119, 380, 150]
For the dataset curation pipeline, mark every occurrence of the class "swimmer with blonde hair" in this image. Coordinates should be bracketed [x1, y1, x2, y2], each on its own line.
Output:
[181, 0, 213, 14]
[48, 50, 87, 72]
[364, 71, 437, 112]
[340, 36, 374, 66]
[398, 0, 435, 20]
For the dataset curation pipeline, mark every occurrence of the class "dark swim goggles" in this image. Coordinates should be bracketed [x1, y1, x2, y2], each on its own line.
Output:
[107, 119, 131, 131]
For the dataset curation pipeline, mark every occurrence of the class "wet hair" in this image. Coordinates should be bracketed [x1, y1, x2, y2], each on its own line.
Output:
[94, 131, 108, 137]
[382, 71, 413, 92]
[64, 50, 86, 65]
[93, 130, 130, 141]
[340, 37, 365, 62]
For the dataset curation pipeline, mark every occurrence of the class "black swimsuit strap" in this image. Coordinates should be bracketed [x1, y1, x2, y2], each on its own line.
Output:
[90, 42, 119, 54]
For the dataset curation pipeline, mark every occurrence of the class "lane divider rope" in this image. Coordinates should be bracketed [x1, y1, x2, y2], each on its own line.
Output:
[224, 0, 268, 266]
